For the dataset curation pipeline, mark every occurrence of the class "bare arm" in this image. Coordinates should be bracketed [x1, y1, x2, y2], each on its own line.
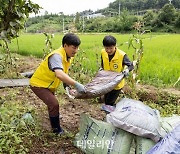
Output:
[50, 54, 85, 93]
[54, 69, 76, 86]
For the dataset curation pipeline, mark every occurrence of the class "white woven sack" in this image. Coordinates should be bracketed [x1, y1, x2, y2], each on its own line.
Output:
[106, 98, 162, 142]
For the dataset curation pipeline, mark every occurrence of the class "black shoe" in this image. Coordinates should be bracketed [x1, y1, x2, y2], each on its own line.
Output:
[52, 127, 64, 135]
[49, 115, 64, 135]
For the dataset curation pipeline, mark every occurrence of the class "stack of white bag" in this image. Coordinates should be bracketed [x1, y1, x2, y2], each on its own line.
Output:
[106, 98, 180, 154]
[107, 98, 162, 143]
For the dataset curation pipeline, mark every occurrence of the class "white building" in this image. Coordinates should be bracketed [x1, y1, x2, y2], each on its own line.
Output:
[86, 13, 105, 19]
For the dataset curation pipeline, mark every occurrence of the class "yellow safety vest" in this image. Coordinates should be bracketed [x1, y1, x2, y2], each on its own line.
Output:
[101, 48, 125, 90]
[30, 47, 72, 92]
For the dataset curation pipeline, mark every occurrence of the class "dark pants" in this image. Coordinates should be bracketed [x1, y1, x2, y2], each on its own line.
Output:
[30, 86, 59, 117]
[104, 89, 121, 106]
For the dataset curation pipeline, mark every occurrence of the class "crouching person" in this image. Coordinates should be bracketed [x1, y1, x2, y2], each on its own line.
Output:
[30, 33, 86, 135]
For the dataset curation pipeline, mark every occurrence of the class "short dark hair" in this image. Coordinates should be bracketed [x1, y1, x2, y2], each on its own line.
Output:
[62, 33, 81, 47]
[103, 35, 116, 47]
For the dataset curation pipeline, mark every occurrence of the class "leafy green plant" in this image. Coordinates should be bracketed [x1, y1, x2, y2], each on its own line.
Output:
[144, 92, 179, 117]
[0, 0, 40, 78]
[0, 44, 19, 78]
[43, 33, 55, 58]
[69, 49, 94, 84]
[0, 100, 41, 153]
[0, 0, 40, 42]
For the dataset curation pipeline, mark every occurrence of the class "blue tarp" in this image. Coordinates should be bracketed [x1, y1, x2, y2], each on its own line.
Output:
[146, 124, 180, 154]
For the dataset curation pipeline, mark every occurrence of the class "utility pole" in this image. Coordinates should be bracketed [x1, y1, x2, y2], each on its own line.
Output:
[63, 18, 64, 33]
[119, 1, 121, 16]
[82, 16, 85, 33]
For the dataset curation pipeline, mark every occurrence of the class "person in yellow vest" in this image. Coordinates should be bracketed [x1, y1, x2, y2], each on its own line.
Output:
[100, 35, 134, 113]
[30, 33, 86, 135]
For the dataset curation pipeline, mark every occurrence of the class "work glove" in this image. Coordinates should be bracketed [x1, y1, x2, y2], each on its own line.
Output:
[122, 69, 129, 77]
[74, 82, 86, 93]
[65, 86, 75, 99]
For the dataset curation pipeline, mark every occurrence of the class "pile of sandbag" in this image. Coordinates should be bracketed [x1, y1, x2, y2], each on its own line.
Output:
[74, 98, 180, 154]
[106, 98, 180, 154]
[74, 114, 135, 154]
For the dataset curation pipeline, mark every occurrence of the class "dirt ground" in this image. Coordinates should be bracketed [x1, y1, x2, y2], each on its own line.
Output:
[0, 55, 179, 154]
[1, 55, 107, 153]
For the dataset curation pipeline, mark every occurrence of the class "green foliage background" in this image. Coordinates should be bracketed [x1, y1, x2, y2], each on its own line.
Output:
[26, 3, 180, 33]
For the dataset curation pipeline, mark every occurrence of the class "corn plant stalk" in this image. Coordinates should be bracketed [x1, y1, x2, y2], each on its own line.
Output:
[43, 33, 54, 58]
[127, 21, 150, 98]
[0, 40, 18, 78]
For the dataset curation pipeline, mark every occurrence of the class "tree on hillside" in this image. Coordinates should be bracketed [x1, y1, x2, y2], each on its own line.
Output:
[173, 0, 180, 9]
[175, 12, 180, 28]
[118, 10, 137, 31]
[75, 13, 80, 24]
[143, 11, 155, 26]
[104, 0, 180, 13]
[158, 3, 176, 24]
[144, 0, 158, 9]
[157, 0, 169, 9]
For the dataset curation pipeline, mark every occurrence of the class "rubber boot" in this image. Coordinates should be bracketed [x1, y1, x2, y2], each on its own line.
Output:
[49, 115, 64, 135]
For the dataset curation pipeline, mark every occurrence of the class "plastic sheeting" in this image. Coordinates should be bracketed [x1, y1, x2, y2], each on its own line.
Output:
[106, 98, 162, 142]
[74, 113, 134, 154]
[146, 124, 180, 154]
[70, 70, 124, 99]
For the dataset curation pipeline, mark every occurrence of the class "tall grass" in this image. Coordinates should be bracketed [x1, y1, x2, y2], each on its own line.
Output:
[8, 33, 180, 89]
[9, 33, 62, 57]
[140, 34, 180, 87]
